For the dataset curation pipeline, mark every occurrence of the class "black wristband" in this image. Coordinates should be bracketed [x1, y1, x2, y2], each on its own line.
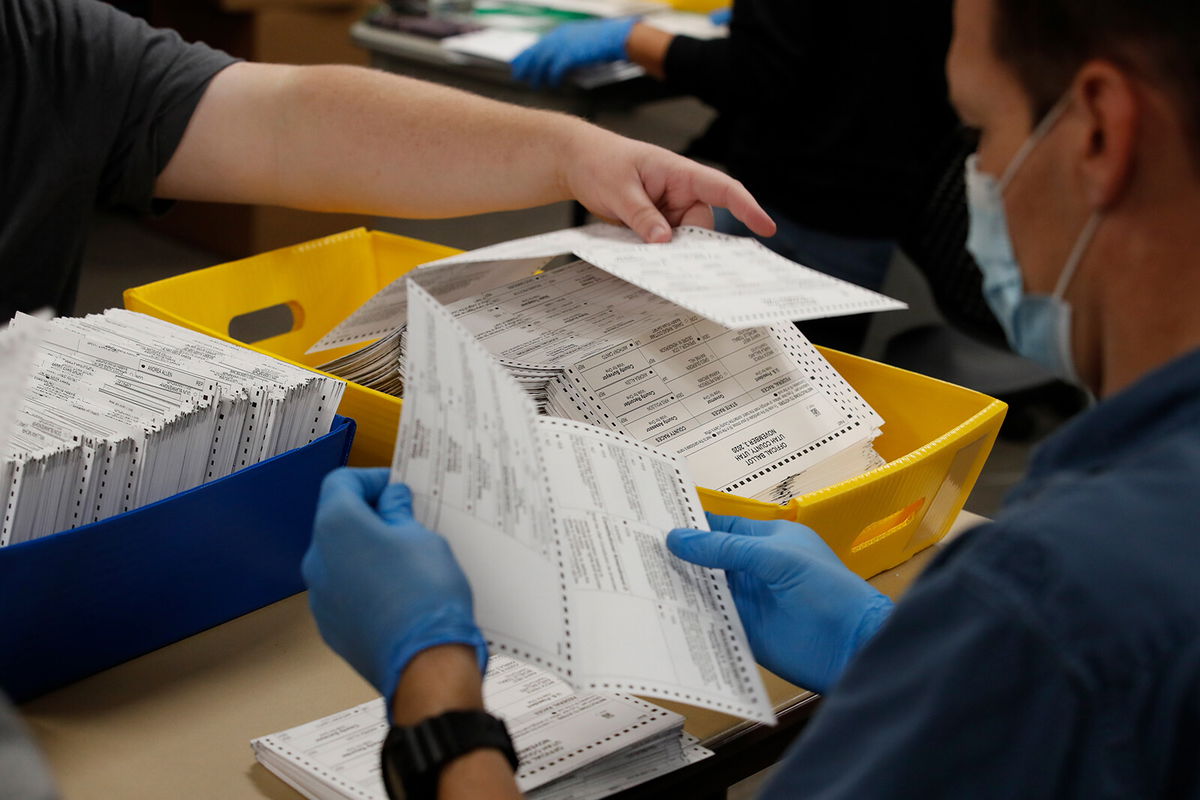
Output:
[381, 710, 519, 800]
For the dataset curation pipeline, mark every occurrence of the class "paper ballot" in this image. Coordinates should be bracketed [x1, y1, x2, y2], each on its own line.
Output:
[307, 224, 905, 353]
[0, 310, 345, 547]
[0, 316, 47, 512]
[251, 655, 712, 800]
[394, 282, 773, 722]
[311, 225, 897, 505]
[438, 261, 885, 500]
[321, 260, 888, 504]
[441, 29, 540, 63]
[0, 315, 45, 454]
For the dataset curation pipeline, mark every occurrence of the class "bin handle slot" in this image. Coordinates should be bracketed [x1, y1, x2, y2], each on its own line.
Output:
[228, 301, 304, 344]
[850, 497, 925, 554]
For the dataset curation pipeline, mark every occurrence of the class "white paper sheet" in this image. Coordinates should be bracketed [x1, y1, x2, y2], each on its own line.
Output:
[529, 733, 711, 800]
[250, 654, 696, 799]
[0, 310, 344, 547]
[394, 283, 564, 668]
[431, 261, 883, 498]
[393, 282, 773, 722]
[486, 655, 684, 789]
[441, 29, 539, 63]
[568, 226, 907, 329]
[536, 416, 767, 719]
[306, 223, 905, 354]
[0, 314, 47, 456]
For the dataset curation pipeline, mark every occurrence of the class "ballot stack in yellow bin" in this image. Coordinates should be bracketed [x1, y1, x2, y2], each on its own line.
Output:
[124, 228, 1006, 579]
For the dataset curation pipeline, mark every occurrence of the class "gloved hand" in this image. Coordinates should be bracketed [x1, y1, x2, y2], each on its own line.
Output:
[511, 17, 638, 89]
[303, 468, 487, 704]
[709, 7, 732, 25]
[667, 513, 893, 693]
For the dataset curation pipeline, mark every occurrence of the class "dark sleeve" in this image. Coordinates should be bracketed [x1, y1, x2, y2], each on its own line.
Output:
[662, 36, 734, 112]
[36, 0, 238, 213]
[758, 537, 1088, 799]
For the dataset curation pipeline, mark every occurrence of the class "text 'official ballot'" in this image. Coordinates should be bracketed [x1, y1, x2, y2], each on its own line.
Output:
[0, 309, 345, 547]
[313, 225, 902, 503]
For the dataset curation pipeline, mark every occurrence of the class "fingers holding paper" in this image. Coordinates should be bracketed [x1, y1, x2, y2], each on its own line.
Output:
[666, 513, 893, 693]
[303, 467, 488, 703]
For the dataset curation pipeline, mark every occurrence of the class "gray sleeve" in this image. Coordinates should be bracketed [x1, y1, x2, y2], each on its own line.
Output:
[29, 0, 238, 213]
[0, 694, 58, 800]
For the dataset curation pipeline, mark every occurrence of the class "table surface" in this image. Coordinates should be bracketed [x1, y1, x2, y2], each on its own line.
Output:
[20, 511, 987, 800]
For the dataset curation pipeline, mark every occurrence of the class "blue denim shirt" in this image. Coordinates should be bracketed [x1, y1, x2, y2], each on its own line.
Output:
[762, 348, 1200, 799]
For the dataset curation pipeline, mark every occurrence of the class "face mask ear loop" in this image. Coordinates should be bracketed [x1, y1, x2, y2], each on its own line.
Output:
[998, 96, 1075, 192]
[1053, 212, 1103, 300]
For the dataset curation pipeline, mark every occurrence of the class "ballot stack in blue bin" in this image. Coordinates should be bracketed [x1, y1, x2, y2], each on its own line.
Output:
[0, 312, 356, 701]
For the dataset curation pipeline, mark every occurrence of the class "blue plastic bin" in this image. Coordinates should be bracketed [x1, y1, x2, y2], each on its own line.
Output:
[0, 415, 356, 702]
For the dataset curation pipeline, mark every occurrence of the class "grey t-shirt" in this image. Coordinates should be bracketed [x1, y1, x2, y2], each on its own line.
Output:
[0, 693, 55, 800]
[0, 0, 237, 319]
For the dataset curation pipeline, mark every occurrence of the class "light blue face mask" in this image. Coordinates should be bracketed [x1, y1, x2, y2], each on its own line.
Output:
[964, 99, 1102, 384]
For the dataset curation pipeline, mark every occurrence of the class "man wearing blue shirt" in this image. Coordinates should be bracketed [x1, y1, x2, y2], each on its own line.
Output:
[304, 0, 1200, 796]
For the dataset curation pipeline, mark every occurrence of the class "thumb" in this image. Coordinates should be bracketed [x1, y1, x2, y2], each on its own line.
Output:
[667, 528, 771, 575]
[377, 481, 415, 524]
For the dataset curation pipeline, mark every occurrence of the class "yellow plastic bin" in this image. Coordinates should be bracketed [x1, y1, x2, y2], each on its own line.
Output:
[127, 229, 457, 469]
[667, 0, 729, 12]
[125, 228, 1006, 578]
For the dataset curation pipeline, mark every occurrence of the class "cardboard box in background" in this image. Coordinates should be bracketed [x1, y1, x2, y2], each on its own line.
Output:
[148, 0, 375, 258]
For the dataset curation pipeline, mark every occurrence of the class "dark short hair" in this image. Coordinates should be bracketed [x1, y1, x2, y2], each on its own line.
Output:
[992, 0, 1200, 146]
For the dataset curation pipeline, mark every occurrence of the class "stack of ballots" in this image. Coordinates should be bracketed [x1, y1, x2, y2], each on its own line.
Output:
[310, 225, 906, 504]
[252, 654, 710, 800]
[0, 309, 345, 547]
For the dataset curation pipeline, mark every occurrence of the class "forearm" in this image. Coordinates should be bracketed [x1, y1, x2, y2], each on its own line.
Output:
[625, 23, 673, 80]
[160, 59, 775, 241]
[391, 645, 522, 800]
[157, 62, 588, 218]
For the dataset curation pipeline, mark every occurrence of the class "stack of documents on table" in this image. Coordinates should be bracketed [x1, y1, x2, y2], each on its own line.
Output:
[313, 225, 904, 504]
[0, 309, 345, 547]
[251, 655, 711, 800]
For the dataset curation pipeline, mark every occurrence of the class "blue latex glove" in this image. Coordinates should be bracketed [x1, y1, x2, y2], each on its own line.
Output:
[709, 7, 732, 25]
[302, 468, 487, 703]
[667, 513, 893, 693]
[511, 17, 638, 90]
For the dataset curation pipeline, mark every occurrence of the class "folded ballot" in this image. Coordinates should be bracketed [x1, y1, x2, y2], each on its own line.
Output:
[312, 225, 903, 504]
[393, 279, 779, 723]
[251, 654, 711, 800]
[0, 309, 345, 547]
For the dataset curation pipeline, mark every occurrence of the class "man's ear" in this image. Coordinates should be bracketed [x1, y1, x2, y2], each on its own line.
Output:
[1073, 60, 1139, 210]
